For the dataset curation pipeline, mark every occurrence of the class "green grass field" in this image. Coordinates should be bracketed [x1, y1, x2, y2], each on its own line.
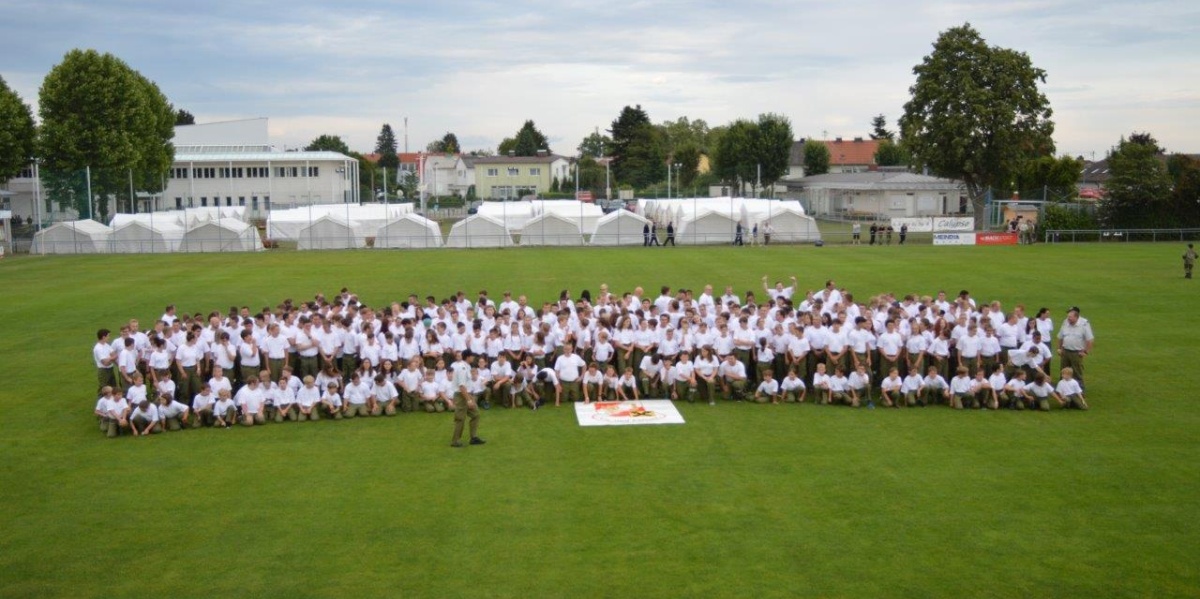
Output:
[1, 243, 1197, 599]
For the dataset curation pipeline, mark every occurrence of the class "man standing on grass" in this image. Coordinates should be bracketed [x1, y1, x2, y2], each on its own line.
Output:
[1057, 307, 1094, 390]
[94, 329, 117, 393]
[1184, 243, 1197, 279]
[450, 353, 484, 448]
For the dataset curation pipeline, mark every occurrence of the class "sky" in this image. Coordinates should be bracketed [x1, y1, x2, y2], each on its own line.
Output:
[2, 0, 1198, 160]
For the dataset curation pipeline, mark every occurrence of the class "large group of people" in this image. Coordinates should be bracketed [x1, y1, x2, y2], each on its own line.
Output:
[91, 276, 1096, 441]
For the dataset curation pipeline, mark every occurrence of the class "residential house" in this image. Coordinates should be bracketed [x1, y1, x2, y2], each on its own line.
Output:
[787, 137, 883, 178]
[472, 154, 570, 199]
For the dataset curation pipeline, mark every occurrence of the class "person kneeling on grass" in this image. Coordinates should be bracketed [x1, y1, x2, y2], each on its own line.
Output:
[900, 368, 923, 407]
[370, 373, 398, 416]
[811, 363, 832, 405]
[130, 399, 162, 437]
[191, 383, 216, 428]
[1055, 367, 1089, 410]
[158, 393, 190, 431]
[719, 353, 748, 401]
[95, 386, 115, 434]
[616, 367, 639, 401]
[780, 369, 807, 403]
[921, 366, 950, 407]
[342, 372, 372, 418]
[949, 366, 973, 410]
[753, 369, 781, 404]
[970, 369, 997, 410]
[988, 364, 1011, 409]
[1006, 370, 1030, 410]
[582, 362, 605, 404]
[1025, 372, 1056, 412]
[321, 382, 344, 420]
[827, 366, 852, 406]
[670, 353, 697, 403]
[419, 369, 446, 413]
[880, 368, 904, 408]
[103, 388, 131, 438]
[536, 367, 562, 406]
[235, 376, 267, 426]
[847, 363, 872, 408]
[212, 389, 237, 428]
[295, 376, 322, 421]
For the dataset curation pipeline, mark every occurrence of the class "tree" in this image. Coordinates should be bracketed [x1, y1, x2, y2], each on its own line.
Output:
[712, 119, 756, 190]
[610, 105, 666, 189]
[1098, 133, 1173, 228]
[497, 137, 516, 156]
[753, 113, 793, 195]
[874, 139, 910, 167]
[305, 134, 351, 154]
[1166, 154, 1200, 227]
[174, 108, 195, 126]
[1012, 154, 1083, 200]
[0, 74, 36, 183]
[659, 116, 712, 156]
[674, 143, 702, 191]
[375, 124, 399, 170]
[869, 114, 894, 141]
[578, 130, 613, 158]
[427, 132, 459, 154]
[39, 49, 175, 221]
[899, 23, 1055, 229]
[802, 140, 830, 177]
[512, 120, 550, 156]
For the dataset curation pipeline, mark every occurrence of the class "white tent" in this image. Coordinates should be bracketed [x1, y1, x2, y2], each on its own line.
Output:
[530, 200, 604, 234]
[111, 219, 185, 253]
[31, 220, 112, 254]
[677, 209, 741, 245]
[759, 204, 821, 243]
[475, 201, 534, 232]
[445, 214, 514, 248]
[374, 214, 444, 249]
[296, 215, 366, 250]
[268, 204, 412, 241]
[519, 212, 584, 246]
[589, 210, 651, 246]
[181, 220, 264, 252]
[111, 211, 186, 228]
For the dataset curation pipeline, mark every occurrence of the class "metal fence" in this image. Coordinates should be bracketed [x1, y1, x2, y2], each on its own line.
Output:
[1044, 228, 1200, 243]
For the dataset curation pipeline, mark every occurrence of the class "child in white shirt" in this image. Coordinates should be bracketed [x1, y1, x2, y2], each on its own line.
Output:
[779, 369, 807, 404]
[753, 370, 781, 404]
[879, 368, 904, 408]
[1055, 367, 1088, 410]
[949, 366, 973, 410]
[321, 382, 344, 419]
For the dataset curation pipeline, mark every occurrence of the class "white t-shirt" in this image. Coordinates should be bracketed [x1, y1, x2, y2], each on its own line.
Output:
[554, 353, 586, 382]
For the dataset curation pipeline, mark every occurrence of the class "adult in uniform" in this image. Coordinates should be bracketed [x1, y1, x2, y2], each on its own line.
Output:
[1056, 307, 1094, 390]
[450, 355, 485, 448]
[1184, 243, 1197, 279]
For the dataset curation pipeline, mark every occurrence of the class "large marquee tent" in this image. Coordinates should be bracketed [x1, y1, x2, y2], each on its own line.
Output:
[374, 214, 444, 249]
[30, 220, 112, 254]
[445, 214, 514, 248]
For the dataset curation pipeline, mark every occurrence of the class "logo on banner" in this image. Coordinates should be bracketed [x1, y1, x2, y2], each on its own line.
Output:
[976, 232, 1018, 246]
[933, 216, 975, 232]
[575, 400, 686, 426]
[933, 233, 976, 246]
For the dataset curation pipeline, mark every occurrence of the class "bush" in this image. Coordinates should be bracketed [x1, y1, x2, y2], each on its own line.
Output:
[1041, 203, 1097, 230]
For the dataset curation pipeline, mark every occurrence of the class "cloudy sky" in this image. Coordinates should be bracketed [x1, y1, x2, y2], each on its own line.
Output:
[2, 0, 1197, 159]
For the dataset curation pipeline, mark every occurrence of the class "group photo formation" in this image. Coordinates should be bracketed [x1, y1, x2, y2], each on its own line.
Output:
[91, 276, 1097, 439]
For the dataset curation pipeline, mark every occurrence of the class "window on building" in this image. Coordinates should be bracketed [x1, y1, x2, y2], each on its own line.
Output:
[487, 168, 498, 177]
[226, 197, 233, 207]
[308, 166, 319, 177]
[264, 196, 270, 211]
[507, 167, 519, 176]
[276, 167, 287, 178]
[188, 198, 195, 208]
[175, 197, 183, 210]
[251, 197, 258, 210]
[200, 197, 207, 207]
[290, 167, 299, 177]
[529, 167, 541, 176]
[19, 167, 34, 179]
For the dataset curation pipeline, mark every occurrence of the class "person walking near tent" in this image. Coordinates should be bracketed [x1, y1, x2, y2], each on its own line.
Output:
[899, 224, 908, 245]
[663, 221, 676, 246]
[1183, 243, 1196, 279]
[648, 220, 660, 246]
[851, 222, 861, 245]
[869, 223, 878, 245]
[642, 221, 651, 246]
[733, 222, 744, 246]
[751, 223, 759, 246]
[763, 221, 774, 246]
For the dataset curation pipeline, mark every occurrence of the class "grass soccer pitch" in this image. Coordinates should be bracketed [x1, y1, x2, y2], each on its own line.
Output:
[1, 243, 1197, 599]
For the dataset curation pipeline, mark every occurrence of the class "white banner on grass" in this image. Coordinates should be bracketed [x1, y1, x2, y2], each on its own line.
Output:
[932, 232, 976, 246]
[575, 400, 686, 427]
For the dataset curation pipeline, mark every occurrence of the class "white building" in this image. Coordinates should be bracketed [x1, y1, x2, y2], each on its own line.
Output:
[3, 118, 359, 223]
[421, 154, 476, 197]
[783, 171, 968, 218]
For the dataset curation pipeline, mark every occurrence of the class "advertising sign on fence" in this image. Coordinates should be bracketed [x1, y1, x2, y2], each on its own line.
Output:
[932, 216, 975, 232]
[890, 217, 933, 232]
[933, 232, 976, 246]
[976, 232, 1019, 246]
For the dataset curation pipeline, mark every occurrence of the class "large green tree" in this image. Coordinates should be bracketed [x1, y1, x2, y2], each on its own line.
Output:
[39, 49, 175, 220]
[753, 113, 793, 195]
[0, 74, 36, 183]
[578, 130, 612, 158]
[512, 120, 550, 156]
[873, 139, 910, 167]
[610, 105, 665, 189]
[1098, 133, 1173, 228]
[869, 114, 894, 141]
[1166, 154, 1200, 227]
[1012, 154, 1083, 200]
[802, 139, 830, 176]
[658, 116, 712, 156]
[712, 119, 755, 190]
[305, 134, 352, 154]
[174, 108, 195, 126]
[899, 23, 1055, 229]
[427, 132, 459, 154]
[673, 143, 702, 191]
[375, 124, 399, 169]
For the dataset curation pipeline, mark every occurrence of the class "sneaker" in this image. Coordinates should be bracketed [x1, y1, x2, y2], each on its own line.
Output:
[470, 437, 486, 445]
[480, 400, 491, 410]
[450, 441, 463, 448]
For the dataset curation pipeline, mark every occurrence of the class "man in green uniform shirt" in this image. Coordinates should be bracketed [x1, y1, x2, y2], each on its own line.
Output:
[1184, 243, 1197, 279]
[450, 354, 485, 448]
[1057, 307, 1094, 390]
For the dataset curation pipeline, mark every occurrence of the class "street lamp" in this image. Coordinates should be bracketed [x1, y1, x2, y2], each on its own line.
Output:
[673, 163, 682, 198]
